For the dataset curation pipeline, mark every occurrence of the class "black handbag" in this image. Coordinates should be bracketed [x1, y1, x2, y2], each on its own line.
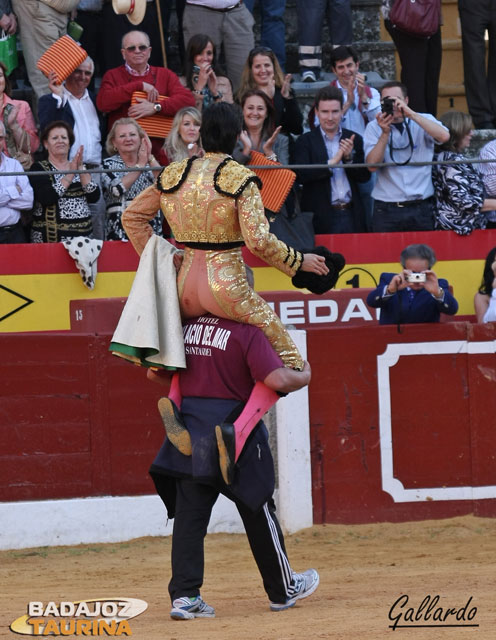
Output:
[267, 190, 315, 253]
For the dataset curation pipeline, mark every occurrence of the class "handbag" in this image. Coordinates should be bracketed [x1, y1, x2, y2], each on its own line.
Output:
[249, 150, 296, 213]
[0, 30, 18, 76]
[38, 0, 80, 13]
[267, 194, 315, 253]
[389, 0, 441, 38]
[131, 91, 174, 138]
[2, 105, 33, 170]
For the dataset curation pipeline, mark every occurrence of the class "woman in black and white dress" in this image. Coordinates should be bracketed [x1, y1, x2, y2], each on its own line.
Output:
[29, 121, 100, 243]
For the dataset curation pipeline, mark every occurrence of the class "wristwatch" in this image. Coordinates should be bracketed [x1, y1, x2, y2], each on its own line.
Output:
[153, 102, 162, 113]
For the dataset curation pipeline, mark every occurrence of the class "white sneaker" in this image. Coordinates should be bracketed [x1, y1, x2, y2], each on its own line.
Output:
[270, 569, 320, 611]
[170, 596, 215, 620]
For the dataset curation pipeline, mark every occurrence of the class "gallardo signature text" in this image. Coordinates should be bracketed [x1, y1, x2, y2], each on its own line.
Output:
[388, 594, 478, 630]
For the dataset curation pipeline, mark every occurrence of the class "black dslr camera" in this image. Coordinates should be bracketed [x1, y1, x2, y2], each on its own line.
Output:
[381, 96, 395, 117]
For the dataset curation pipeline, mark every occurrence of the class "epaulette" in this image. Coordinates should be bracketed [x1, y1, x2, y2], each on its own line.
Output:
[214, 157, 262, 198]
[156, 157, 194, 193]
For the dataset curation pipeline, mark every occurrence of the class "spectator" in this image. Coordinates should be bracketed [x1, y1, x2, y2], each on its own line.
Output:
[458, 1, 496, 128]
[364, 81, 449, 232]
[182, 0, 255, 93]
[366, 243, 458, 324]
[38, 57, 106, 240]
[296, 0, 353, 82]
[324, 44, 380, 229]
[102, 117, 162, 241]
[148, 314, 319, 619]
[433, 111, 496, 235]
[159, 106, 203, 166]
[75, 1, 104, 90]
[382, 0, 442, 116]
[122, 102, 328, 371]
[233, 89, 288, 165]
[29, 121, 100, 243]
[244, 0, 286, 70]
[0, 121, 34, 244]
[0, 0, 16, 35]
[326, 45, 381, 135]
[474, 247, 496, 323]
[238, 46, 303, 137]
[0, 61, 39, 165]
[96, 29, 195, 156]
[180, 33, 233, 112]
[479, 139, 496, 229]
[11, 0, 74, 100]
[101, 0, 170, 72]
[233, 89, 301, 245]
[293, 86, 370, 234]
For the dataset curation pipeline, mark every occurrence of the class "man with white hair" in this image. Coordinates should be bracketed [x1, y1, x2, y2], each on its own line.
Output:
[0, 121, 34, 244]
[38, 57, 106, 239]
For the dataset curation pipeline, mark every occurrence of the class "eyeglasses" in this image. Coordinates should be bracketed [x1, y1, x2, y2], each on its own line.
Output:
[124, 45, 149, 52]
[73, 70, 92, 76]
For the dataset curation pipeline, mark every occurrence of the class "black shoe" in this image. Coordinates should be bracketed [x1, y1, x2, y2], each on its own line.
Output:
[215, 422, 235, 485]
[158, 397, 192, 455]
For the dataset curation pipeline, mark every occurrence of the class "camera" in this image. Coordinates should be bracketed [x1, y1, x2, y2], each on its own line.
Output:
[381, 96, 395, 117]
[406, 272, 426, 283]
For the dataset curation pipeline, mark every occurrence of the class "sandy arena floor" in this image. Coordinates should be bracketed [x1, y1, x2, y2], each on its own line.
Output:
[2, 515, 494, 639]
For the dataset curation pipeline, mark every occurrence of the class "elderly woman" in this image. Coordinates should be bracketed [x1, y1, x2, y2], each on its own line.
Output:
[102, 118, 162, 241]
[181, 33, 233, 111]
[433, 110, 496, 235]
[0, 60, 39, 166]
[29, 121, 99, 243]
[237, 46, 302, 137]
[159, 106, 203, 166]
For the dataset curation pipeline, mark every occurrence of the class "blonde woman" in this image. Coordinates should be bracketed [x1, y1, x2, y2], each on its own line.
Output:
[102, 117, 162, 241]
[159, 106, 203, 166]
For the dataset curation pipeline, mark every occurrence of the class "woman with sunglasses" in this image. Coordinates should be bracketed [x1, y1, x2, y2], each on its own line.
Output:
[181, 34, 233, 112]
[238, 46, 303, 137]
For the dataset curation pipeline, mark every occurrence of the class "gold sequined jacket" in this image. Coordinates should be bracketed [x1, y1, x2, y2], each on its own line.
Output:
[122, 153, 303, 277]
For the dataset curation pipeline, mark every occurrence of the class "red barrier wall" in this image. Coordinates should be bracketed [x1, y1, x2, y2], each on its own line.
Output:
[1, 303, 496, 524]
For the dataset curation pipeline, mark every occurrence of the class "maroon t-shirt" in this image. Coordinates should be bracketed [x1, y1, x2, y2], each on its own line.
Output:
[178, 315, 283, 402]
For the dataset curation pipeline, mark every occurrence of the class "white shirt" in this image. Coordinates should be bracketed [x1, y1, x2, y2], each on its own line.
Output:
[364, 113, 448, 202]
[335, 81, 381, 136]
[0, 154, 34, 226]
[53, 87, 102, 164]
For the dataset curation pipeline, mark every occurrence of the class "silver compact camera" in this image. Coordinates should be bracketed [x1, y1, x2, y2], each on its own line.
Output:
[406, 272, 426, 283]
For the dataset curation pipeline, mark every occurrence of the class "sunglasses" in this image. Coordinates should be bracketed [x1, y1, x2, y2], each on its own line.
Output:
[250, 46, 273, 57]
[124, 45, 149, 52]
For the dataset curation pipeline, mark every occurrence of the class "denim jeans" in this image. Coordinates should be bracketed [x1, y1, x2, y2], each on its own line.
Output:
[296, 0, 353, 75]
[372, 198, 435, 232]
[244, 0, 286, 70]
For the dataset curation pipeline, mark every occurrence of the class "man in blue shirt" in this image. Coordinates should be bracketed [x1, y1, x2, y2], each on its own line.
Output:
[366, 244, 458, 325]
[364, 81, 449, 232]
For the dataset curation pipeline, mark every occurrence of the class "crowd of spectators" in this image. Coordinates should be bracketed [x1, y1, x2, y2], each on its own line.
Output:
[1, 0, 496, 272]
